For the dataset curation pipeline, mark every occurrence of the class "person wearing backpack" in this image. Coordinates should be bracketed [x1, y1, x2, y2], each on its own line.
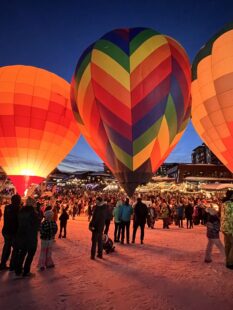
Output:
[0, 194, 21, 271]
[221, 190, 233, 270]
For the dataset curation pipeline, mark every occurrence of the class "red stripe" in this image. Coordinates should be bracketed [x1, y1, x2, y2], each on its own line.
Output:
[131, 57, 171, 107]
[92, 80, 132, 125]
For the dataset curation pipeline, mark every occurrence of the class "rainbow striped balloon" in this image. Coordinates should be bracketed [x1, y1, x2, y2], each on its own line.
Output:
[71, 28, 191, 196]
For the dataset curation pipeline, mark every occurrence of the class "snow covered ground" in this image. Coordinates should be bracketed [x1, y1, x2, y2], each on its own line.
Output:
[0, 217, 233, 310]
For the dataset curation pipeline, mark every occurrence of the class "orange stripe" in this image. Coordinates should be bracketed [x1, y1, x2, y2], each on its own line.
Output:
[91, 63, 131, 109]
[92, 81, 132, 125]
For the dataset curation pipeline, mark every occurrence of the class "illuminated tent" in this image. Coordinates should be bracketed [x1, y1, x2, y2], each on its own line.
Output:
[71, 28, 191, 196]
[192, 23, 233, 172]
[0, 65, 80, 195]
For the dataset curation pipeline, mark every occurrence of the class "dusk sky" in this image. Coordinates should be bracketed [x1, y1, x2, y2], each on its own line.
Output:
[1, 0, 233, 172]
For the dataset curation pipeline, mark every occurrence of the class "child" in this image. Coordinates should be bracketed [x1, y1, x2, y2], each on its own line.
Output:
[38, 210, 58, 271]
[204, 204, 225, 263]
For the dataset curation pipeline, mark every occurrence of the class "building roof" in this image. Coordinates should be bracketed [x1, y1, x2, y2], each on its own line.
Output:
[185, 177, 233, 182]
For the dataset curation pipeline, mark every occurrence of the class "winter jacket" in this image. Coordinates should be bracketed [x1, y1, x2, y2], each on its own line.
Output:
[59, 210, 69, 224]
[184, 204, 194, 220]
[176, 205, 184, 218]
[221, 200, 233, 235]
[160, 204, 170, 219]
[90, 201, 107, 233]
[16, 205, 39, 249]
[2, 203, 20, 236]
[206, 214, 220, 239]
[40, 220, 58, 240]
[134, 202, 148, 224]
[119, 204, 133, 222]
[113, 204, 122, 223]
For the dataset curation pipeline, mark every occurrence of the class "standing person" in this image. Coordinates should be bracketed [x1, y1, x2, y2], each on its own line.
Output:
[184, 198, 194, 229]
[221, 190, 233, 270]
[113, 200, 122, 242]
[104, 199, 113, 235]
[58, 206, 69, 238]
[120, 198, 133, 244]
[0, 194, 21, 271]
[132, 198, 148, 244]
[37, 209, 58, 271]
[176, 198, 184, 228]
[72, 203, 77, 220]
[160, 199, 171, 229]
[204, 205, 225, 263]
[14, 197, 39, 277]
[89, 197, 107, 259]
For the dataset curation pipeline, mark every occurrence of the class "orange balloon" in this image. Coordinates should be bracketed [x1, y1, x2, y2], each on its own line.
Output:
[192, 24, 233, 172]
[0, 65, 80, 195]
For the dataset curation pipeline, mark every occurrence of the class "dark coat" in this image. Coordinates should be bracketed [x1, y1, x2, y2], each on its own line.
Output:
[2, 204, 20, 236]
[185, 204, 194, 220]
[59, 210, 69, 224]
[134, 202, 148, 224]
[16, 205, 39, 249]
[90, 202, 107, 233]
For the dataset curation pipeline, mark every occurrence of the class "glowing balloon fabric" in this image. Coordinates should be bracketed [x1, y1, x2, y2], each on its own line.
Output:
[192, 24, 233, 172]
[71, 28, 191, 196]
[0, 65, 80, 195]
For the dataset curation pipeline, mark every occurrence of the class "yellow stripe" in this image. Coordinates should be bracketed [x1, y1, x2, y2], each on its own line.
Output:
[157, 117, 170, 156]
[133, 138, 155, 170]
[92, 49, 130, 91]
[77, 64, 91, 120]
[130, 35, 168, 72]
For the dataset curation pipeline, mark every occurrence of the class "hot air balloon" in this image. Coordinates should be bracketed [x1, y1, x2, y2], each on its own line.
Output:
[71, 28, 191, 196]
[0, 65, 80, 195]
[192, 23, 233, 172]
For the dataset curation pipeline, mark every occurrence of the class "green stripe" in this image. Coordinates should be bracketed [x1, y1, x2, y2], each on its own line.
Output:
[75, 52, 91, 84]
[165, 94, 177, 143]
[94, 39, 130, 72]
[192, 22, 233, 80]
[111, 141, 132, 170]
[130, 29, 159, 55]
[133, 117, 163, 155]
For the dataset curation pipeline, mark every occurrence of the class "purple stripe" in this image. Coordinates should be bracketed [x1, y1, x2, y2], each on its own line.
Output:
[132, 95, 168, 140]
[132, 75, 170, 124]
[97, 100, 132, 140]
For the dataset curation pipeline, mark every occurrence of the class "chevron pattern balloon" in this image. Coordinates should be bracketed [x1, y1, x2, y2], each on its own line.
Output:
[71, 28, 191, 196]
[192, 23, 233, 172]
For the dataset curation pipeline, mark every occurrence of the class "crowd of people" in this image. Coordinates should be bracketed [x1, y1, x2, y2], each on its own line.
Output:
[0, 187, 233, 279]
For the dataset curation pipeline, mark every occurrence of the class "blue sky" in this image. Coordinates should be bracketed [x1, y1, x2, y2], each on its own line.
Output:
[1, 0, 233, 172]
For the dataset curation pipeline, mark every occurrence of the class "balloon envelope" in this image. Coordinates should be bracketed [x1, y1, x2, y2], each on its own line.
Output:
[192, 23, 233, 172]
[71, 28, 191, 196]
[0, 65, 80, 195]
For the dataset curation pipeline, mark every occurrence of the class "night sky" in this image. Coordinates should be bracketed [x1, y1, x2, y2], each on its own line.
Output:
[1, 0, 233, 171]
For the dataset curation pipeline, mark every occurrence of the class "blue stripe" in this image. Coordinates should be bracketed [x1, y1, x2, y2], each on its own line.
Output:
[132, 96, 168, 140]
[101, 29, 130, 55]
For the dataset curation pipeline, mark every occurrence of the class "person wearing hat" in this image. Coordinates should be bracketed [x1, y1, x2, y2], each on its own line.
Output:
[221, 190, 233, 270]
[14, 197, 39, 278]
[89, 196, 107, 259]
[37, 209, 58, 271]
[204, 204, 225, 263]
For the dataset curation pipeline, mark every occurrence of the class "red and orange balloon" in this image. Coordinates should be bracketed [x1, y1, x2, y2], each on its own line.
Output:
[0, 65, 80, 195]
